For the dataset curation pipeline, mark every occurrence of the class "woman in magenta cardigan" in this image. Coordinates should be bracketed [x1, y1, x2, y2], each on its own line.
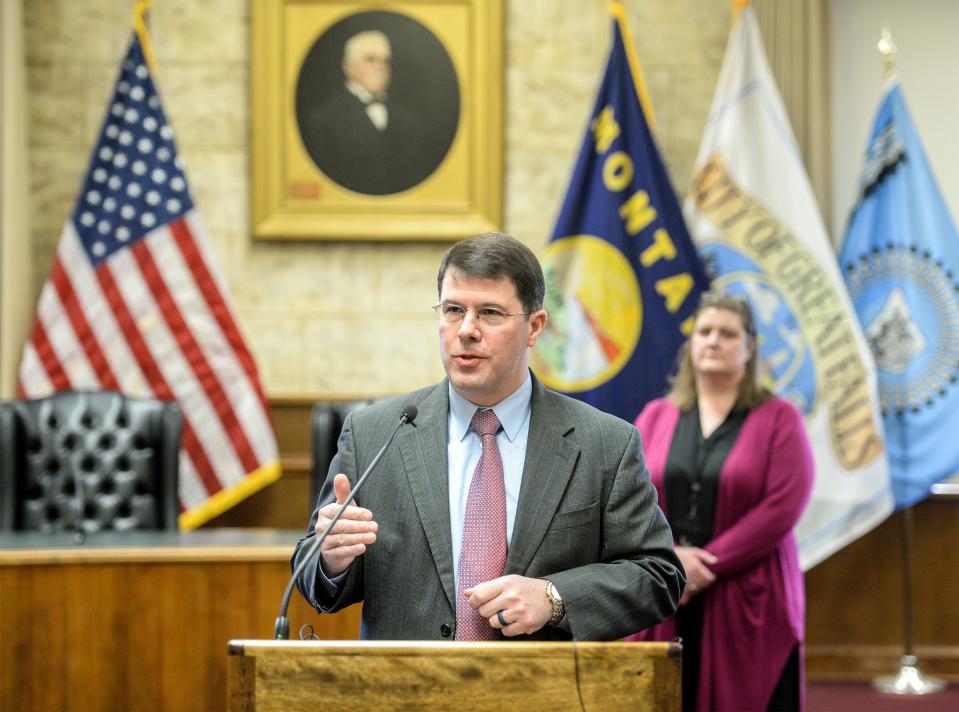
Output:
[628, 291, 814, 712]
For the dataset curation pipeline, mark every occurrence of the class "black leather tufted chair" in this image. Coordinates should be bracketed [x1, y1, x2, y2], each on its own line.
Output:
[0, 390, 181, 532]
[310, 399, 377, 512]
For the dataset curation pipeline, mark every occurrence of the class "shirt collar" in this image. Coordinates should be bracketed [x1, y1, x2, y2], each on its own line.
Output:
[345, 79, 387, 104]
[448, 372, 532, 444]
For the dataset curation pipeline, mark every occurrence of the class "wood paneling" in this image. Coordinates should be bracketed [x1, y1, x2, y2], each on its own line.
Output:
[0, 537, 361, 712]
[206, 399, 316, 529]
[805, 495, 959, 679]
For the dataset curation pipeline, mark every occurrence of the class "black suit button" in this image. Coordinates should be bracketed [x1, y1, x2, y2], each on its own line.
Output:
[440, 624, 452, 638]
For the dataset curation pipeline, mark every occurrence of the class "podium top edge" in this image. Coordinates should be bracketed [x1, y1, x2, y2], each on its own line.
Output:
[227, 639, 679, 657]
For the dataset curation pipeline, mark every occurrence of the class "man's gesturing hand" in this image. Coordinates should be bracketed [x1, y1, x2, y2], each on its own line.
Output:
[317, 473, 378, 577]
[464, 575, 554, 636]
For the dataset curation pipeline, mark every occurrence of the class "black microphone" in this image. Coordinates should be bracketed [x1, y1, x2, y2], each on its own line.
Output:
[274, 404, 418, 640]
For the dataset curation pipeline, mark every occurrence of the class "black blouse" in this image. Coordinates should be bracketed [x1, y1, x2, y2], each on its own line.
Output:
[663, 402, 747, 548]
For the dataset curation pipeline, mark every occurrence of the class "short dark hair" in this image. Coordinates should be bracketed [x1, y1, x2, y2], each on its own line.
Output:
[437, 232, 545, 313]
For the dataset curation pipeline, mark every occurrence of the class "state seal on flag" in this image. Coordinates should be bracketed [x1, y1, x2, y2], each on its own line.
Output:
[844, 245, 959, 414]
[532, 236, 641, 392]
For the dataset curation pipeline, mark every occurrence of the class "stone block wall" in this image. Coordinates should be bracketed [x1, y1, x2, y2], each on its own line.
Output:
[23, 0, 731, 398]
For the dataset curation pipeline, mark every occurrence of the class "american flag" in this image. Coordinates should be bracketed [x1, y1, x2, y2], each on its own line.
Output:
[18, 29, 279, 528]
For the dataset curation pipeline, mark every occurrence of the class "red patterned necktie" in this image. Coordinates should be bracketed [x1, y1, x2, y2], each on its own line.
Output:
[455, 408, 507, 640]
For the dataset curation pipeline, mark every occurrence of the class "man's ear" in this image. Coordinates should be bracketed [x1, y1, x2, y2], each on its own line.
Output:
[527, 310, 548, 347]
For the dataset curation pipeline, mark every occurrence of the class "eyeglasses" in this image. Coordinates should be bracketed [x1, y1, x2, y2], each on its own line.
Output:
[433, 302, 531, 327]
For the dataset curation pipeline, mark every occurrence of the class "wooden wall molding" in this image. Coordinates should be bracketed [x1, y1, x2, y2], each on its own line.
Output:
[807, 644, 959, 680]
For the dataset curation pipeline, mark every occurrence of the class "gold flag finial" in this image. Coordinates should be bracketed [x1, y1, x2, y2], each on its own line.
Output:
[878, 24, 897, 80]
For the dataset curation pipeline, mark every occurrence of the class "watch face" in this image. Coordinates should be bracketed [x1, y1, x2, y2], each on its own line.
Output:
[548, 581, 562, 602]
[546, 582, 564, 623]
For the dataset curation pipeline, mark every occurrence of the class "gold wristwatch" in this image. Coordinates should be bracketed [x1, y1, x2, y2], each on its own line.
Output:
[544, 579, 565, 625]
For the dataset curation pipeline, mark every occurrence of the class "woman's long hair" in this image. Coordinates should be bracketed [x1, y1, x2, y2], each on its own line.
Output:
[668, 290, 773, 412]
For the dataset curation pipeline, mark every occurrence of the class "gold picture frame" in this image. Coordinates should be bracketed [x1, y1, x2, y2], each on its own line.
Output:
[250, 0, 504, 241]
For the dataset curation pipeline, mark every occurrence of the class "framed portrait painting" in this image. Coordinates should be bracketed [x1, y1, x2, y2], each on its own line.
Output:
[251, 0, 504, 241]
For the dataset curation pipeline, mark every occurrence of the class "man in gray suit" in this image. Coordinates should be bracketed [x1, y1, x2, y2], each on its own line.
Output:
[293, 232, 683, 640]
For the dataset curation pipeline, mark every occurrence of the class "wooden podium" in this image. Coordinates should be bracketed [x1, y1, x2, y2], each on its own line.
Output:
[228, 639, 680, 711]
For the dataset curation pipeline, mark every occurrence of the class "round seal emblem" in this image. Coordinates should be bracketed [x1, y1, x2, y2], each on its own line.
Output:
[703, 243, 817, 415]
[843, 244, 959, 414]
[531, 235, 641, 392]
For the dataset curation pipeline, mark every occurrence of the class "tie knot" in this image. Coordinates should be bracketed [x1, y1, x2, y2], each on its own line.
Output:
[470, 408, 502, 437]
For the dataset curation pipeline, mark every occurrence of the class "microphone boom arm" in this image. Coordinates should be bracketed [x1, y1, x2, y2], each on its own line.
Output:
[274, 407, 416, 640]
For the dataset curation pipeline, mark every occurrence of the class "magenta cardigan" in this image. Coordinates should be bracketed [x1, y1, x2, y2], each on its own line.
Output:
[627, 396, 814, 712]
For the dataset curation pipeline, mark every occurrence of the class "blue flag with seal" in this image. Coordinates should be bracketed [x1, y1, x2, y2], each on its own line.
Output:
[530, 2, 709, 422]
[839, 79, 959, 509]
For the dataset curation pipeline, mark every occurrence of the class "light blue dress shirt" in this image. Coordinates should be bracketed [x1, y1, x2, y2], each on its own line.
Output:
[320, 374, 534, 597]
[447, 374, 532, 587]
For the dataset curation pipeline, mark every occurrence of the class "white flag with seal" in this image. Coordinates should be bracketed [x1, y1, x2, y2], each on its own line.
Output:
[682, 6, 893, 569]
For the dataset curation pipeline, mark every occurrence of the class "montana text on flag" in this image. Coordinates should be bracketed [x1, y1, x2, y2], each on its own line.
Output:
[530, 1, 709, 423]
[682, 6, 893, 569]
[839, 80, 959, 509]
[18, 18, 279, 529]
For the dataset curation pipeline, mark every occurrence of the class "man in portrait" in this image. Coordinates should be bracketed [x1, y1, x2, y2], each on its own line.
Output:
[299, 29, 430, 196]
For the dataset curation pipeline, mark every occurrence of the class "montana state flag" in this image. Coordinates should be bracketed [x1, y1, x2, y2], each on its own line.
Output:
[531, 2, 709, 422]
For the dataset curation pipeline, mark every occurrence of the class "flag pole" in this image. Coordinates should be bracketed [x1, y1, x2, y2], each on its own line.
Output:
[610, 1, 655, 131]
[133, 0, 157, 74]
[869, 31, 944, 692]
[872, 503, 945, 694]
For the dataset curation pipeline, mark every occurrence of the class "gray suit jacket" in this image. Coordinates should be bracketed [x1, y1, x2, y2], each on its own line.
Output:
[292, 374, 683, 641]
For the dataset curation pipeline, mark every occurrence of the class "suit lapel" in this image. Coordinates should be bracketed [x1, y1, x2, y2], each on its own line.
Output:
[505, 378, 580, 575]
[398, 382, 456, 609]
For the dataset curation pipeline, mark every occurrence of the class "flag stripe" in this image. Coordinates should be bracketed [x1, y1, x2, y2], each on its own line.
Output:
[26, 318, 71, 390]
[95, 264, 168, 395]
[171, 217, 271, 417]
[129, 239, 260, 474]
[177, 455, 207, 511]
[34, 289, 99, 389]
[95, 260, 224, 496]
[50, 255, 121, 391]
[19, 342, 55, 396]
[147, 226, 276, 465]
[106, 247, 247, 492]
[177, 420, 223, 500]
[58, 227, 151, 396]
